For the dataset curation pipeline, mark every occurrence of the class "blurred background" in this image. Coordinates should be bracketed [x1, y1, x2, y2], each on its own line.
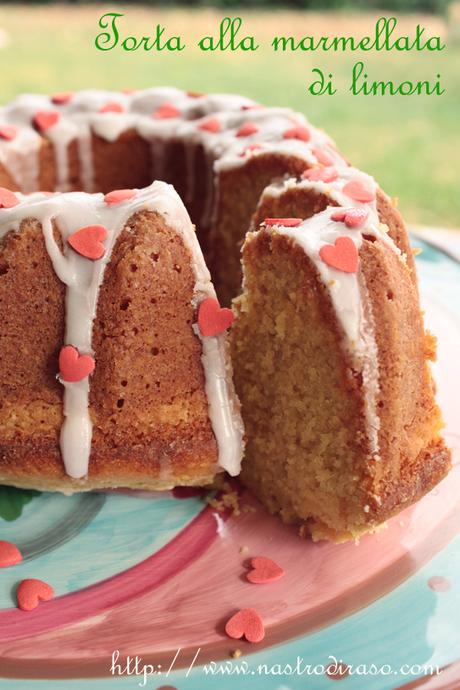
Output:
[0, 0, 458, 228]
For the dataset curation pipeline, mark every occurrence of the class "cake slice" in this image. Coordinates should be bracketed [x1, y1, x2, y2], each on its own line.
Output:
[0, 181, 243, 492]
[231, 207, 450, 542]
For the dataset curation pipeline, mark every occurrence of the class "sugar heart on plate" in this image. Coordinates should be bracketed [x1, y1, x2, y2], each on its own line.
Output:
[319, 236, 359, 273]
[246, 556, 285, 584]
[0, 540, 23, 568]
[225, 608, 265, 643]
[17, 578, 54, 611]
[59, 345, 95, 383]
[68, 224, 108, 260]
[198, 297, 234, 337]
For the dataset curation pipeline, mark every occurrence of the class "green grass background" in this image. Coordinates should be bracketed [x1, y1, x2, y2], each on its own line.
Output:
[0, 4, 458, 227]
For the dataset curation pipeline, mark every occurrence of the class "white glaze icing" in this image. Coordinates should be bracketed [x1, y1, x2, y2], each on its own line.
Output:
[0, 88, 344, 226]
[0, 181, 244, 479]
[0, 89, 255, 196]
[257, 207, 401, 457]
[259, 165, 379, 223]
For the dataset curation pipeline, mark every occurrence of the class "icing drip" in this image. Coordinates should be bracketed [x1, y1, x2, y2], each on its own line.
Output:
[0, 182, 244, 479]
[260, 208, 400, 457]
[43, 118, 79, 191]
[41, 207, 130, 476]
[197, 333, 242, 476]
[41, 215, 107, 478]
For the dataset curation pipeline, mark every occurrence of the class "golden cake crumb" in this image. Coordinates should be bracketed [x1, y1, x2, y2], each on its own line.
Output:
[208, 480, 242, 517]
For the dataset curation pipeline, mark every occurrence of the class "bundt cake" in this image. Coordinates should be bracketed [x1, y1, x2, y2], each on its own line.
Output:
[0, 87, 450, 540]
[231, 169, 451, 541]
[0, 181, 243, 491]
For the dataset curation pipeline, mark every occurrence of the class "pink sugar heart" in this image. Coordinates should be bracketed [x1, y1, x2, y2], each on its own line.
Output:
[331, 207, 369, 228]
[236, 122, 259, 137]
[0, 125, 18, 141]
[283, 125, 311, 142]
[225, 608, 265, 643]
[246, 556, 285, 584]
[319, 236, 359, 273]
[51, 91, 74, 105]
[59, 345, 95, 383]
[33, 110, 60, 131]
[17, 579, 54, 612]
[330, 209, 347, 223]
[99, 102, 124, 114]
[153, 103, 180, 119]
[302, 166, 338, 183]
[0, 540, 23, 568]
[68, 224, 108, 260]
[198, 118, 221, 134]
[264, 217, 302, 227]
[0, 187, 20, 209]
[312, 147, 334, 166]
[104, 189, 136, 206]
[343, 179, 375, 203]
[198, 298, 234, 337]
